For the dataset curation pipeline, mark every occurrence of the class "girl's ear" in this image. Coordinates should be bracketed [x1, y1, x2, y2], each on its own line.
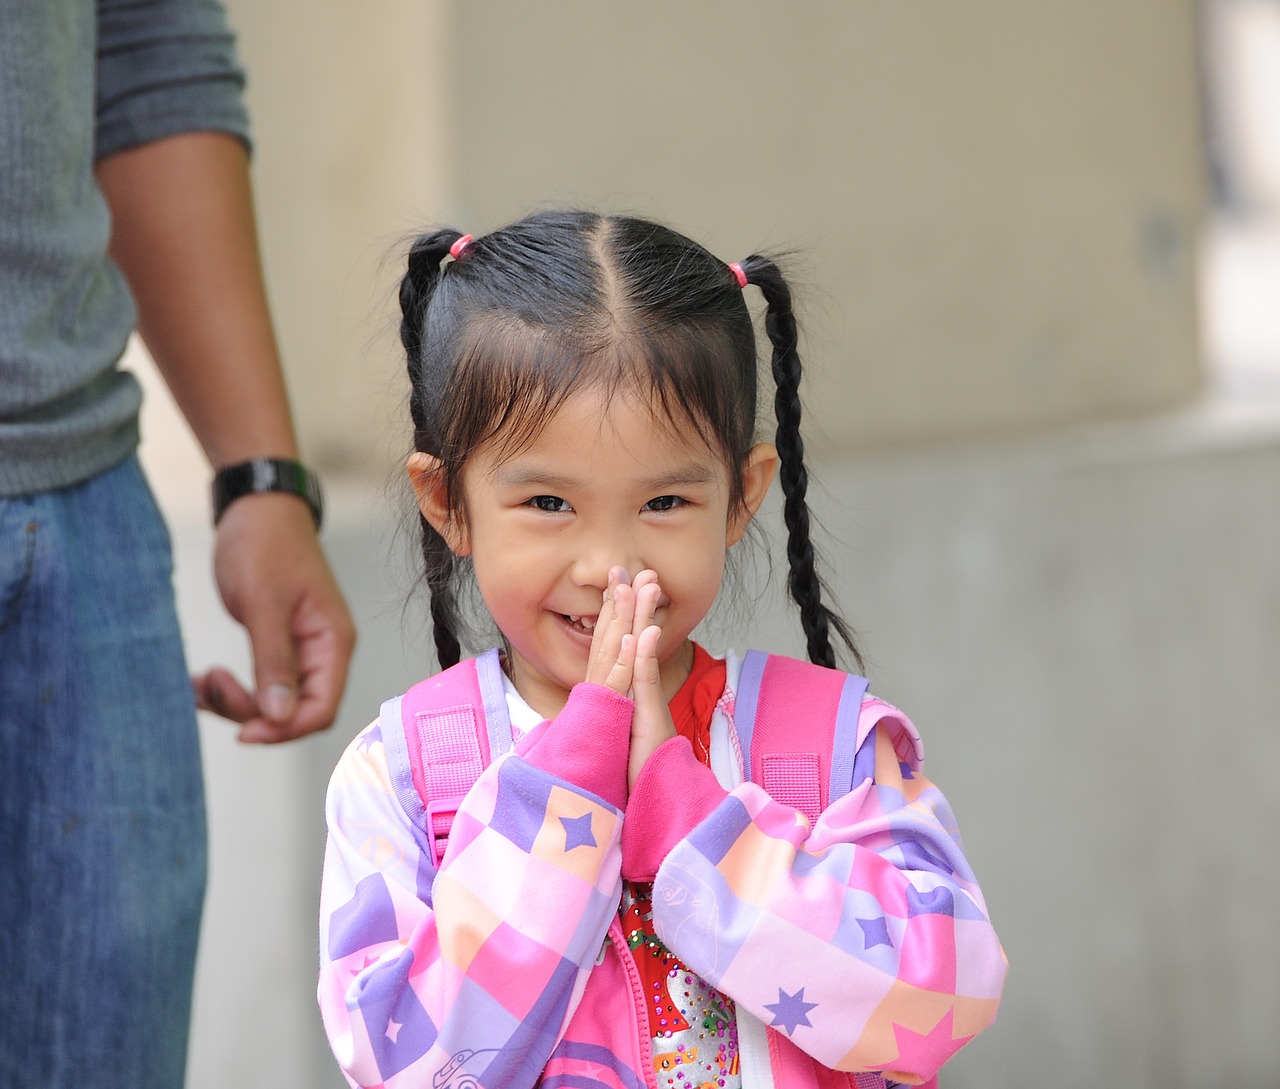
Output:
[406, 452, 471, 556]
[727, 443, 779, 547]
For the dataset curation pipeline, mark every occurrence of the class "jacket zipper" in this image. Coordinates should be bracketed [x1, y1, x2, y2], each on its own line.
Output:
[607, 915, 658, 1089]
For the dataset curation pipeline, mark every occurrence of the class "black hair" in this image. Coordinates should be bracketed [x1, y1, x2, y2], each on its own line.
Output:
[398, 210, 860, 672]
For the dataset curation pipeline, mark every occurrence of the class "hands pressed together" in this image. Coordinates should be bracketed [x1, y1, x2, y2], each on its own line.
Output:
[584, 566, 678, 792]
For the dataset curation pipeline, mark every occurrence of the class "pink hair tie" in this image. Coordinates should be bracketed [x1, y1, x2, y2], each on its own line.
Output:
[449, 234, 473, 260]
[728, 261, 748, 289]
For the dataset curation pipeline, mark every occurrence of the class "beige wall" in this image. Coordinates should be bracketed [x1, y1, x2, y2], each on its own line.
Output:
[226, 1, 1205, 467]
[450, 3, 1206, 453]
[223, 0, 447, 473]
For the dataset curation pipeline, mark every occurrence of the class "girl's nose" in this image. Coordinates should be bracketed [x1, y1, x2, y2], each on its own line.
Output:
[570, 534, 643, 592]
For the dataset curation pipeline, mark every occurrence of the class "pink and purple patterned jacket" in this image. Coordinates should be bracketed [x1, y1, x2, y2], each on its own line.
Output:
[318, 651, 1006, 1089]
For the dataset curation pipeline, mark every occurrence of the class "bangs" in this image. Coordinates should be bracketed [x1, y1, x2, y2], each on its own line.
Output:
[440, 312, 752, 500]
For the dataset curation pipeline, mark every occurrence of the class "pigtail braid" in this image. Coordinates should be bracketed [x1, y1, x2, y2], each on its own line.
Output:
[400, 230, 466, 433]
[426, 566, 462, 671]
[400, 229, 469, 669]
[739, 255, 863, 672]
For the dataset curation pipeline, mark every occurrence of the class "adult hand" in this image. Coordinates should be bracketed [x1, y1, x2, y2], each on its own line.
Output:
[193, 493, 355, 743]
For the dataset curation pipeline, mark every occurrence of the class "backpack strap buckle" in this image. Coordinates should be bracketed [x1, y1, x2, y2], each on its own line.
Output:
[426, 796, 468, 869]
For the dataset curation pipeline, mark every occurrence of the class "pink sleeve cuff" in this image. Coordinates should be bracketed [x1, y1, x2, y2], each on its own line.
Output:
[521, 683, 632, 811]
[622, 736, 728, 881]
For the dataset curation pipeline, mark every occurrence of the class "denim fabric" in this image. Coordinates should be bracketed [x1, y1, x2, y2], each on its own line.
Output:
[0, 455, 205, 1087]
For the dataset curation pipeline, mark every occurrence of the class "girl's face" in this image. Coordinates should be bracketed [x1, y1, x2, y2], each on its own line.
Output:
[412, 387, 776, 719]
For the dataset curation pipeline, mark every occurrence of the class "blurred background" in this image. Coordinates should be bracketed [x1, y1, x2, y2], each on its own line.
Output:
[123, 1, 1279, 1085]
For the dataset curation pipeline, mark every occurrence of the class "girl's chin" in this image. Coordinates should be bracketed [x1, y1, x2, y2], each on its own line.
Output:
[505, 651, 583, 709]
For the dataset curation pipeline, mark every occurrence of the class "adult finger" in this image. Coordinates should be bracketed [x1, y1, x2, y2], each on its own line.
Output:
[240, 594, 354, 743]
[192, 667, 259, 722]
[239, 591, 302, 725]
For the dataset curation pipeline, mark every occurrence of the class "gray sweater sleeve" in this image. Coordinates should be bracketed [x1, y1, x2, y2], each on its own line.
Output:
[95, 0, 252, 161]
[0, 0, 256, 495]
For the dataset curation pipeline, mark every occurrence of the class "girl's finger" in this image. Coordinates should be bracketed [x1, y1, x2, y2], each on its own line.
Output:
[602, 633, 638, 697]
[631, 568, 658, 591]
[627, 624, 674, 791]
[632, 577, 662, 639]
[586, 567, 634, 688]
[634, 624, 663, 688]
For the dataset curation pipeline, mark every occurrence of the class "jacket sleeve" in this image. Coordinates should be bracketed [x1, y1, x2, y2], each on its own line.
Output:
[624, 697, 1007, 1086]
[318, 683, 631, 1089]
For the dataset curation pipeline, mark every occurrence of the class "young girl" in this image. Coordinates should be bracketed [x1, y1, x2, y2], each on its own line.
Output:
[318, 211, 1006, 1089]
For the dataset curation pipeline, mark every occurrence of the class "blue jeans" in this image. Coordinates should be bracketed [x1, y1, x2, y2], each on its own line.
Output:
[0, 455, 205, 1087]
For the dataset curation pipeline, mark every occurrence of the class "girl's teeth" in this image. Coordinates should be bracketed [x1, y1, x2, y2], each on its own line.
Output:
[567, 615, 596, 632]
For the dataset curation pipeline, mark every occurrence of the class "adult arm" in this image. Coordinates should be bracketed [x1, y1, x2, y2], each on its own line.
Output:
[96, 131, 354, 741]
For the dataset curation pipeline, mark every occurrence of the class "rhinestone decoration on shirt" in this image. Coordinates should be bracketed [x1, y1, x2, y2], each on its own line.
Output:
[621, 883, 741, 1089]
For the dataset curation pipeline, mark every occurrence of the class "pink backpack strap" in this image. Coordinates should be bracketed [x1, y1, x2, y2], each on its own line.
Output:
[733, 650, 871, 825]
[741, 651, 895, 1089]
[383, 648, 511, 868]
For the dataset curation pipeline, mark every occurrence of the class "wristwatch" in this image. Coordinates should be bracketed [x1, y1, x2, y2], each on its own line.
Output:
[211, 457, 324, 529]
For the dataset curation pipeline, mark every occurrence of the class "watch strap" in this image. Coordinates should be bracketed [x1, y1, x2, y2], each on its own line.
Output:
[211, 457, 324, 529]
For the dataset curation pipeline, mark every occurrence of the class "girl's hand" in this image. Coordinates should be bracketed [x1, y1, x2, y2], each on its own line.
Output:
[584, 568, 676, 791]
[585, 566, 640, 696]
[627, 571, 676, 792]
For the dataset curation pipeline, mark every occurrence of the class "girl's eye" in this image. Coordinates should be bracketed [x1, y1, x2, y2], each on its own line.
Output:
[529, 495, 572, 513]
[643, 495, 685, 513]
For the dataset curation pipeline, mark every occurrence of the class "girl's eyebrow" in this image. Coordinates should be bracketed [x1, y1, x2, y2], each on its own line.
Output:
[640, 465, 719, 489]
[492, 462, 719, 490]
[491, 467, 583, 490]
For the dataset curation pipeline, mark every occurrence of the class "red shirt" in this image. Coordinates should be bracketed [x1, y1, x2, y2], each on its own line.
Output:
[623, 644, 739, 1088]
